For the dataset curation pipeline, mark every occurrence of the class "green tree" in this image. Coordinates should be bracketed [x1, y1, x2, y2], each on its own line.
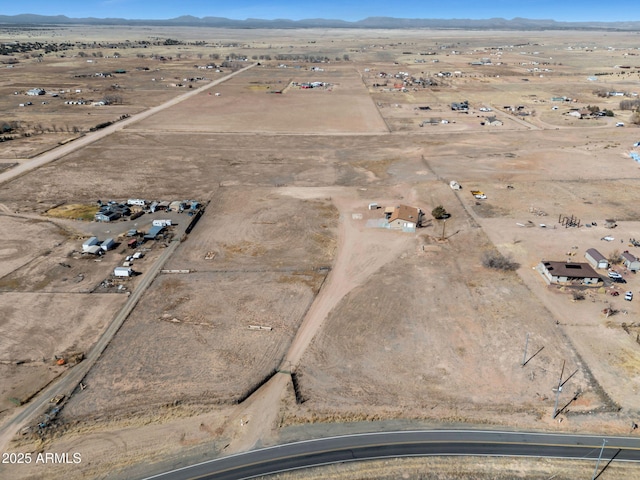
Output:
[431, 205, 448, 220]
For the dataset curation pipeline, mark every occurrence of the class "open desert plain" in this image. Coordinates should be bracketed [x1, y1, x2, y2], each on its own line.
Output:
[2, 24, 640, 479]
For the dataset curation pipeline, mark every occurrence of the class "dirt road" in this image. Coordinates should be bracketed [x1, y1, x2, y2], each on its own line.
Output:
[222, 186, 415, 453]
[0, 239, 181, 453]
[0, 63, 257, 187]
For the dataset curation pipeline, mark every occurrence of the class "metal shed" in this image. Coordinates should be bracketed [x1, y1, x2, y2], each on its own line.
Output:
[584, 248, 609, 269]
[621, 252, 640, 271]
[82, 236, 99, 252]
[101, 238, 115, 251]
[114, 266, 133, 277]
[144, 225, 164, 240]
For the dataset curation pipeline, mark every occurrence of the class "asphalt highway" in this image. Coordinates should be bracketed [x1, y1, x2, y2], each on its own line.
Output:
[142, 429, 640, 480]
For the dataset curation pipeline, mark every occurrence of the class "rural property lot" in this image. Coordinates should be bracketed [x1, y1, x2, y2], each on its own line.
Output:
[136, 66, 389, 134]
[2, 26, 640, 480]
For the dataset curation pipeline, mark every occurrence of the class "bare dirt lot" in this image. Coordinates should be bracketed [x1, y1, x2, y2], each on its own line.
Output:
[2, 26, 640, 480]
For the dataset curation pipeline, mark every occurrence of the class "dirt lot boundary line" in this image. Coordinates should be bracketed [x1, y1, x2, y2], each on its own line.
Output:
[0, 63, 257, 187]
[0, 239, 181, 452]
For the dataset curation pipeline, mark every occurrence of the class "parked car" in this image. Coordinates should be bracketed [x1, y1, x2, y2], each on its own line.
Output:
[608, 271, 623, 280]
[625, 291, 633, 301]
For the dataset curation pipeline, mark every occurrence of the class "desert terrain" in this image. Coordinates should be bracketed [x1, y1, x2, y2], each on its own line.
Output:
[1, 25, 640, 479]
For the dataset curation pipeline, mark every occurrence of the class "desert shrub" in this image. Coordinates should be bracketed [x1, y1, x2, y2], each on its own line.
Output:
[572, 291, 586, 301]
[608, 249, 622, 265]
[482, 250, 519, 271]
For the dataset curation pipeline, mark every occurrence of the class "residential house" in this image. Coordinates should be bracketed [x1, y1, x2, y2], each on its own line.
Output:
[536, 261, 600, 285]
[387, 205, 422, 232]
[95, 211, 120, 222]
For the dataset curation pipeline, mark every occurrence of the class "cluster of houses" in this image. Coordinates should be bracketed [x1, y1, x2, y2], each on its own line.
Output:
[537, 247, 640, 286]
[95, 201, 135, 222]
[564, 108, 610, 120]
[95, 198, 200, 222]
[292, 81, 329, 89]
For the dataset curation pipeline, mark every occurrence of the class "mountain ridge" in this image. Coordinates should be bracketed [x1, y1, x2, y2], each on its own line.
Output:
[0, 14, 639, 30]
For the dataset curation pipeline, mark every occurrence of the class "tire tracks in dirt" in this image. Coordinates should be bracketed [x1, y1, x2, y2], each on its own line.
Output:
[219, 186, 415, 454]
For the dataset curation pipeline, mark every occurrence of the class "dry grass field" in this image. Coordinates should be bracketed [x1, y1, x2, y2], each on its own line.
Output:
[2, 25, 640, 480]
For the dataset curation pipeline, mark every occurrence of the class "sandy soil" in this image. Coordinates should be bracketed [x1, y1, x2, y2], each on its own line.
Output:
[3, 27, 640, 480]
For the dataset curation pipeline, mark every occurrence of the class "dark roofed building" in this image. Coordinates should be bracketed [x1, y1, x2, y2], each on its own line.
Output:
[536, 261, 600, 285]
[621, 252, 640, 271]
[585, 248, 608, 269]
[144, 225, 164, 240]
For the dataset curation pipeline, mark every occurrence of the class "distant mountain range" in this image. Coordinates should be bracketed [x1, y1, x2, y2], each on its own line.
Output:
[1, 14, 640, 30]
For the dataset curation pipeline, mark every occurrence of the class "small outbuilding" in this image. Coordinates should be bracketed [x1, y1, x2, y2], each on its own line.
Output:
[101, 238, 116, 251]
[114, 266, 133, 277]
[144, 225, 164, 240]
[86, 245, 103, 255]
[82, 236, 99, 252]
[585, 248, 609, 269]
[621, 251, 640, 272]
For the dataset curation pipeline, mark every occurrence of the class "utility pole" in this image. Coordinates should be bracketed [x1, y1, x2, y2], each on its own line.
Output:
[552, 360, 565, 419]
[591, 439, 606, 480]
[521, 333, 529, 367]
[441, 218, 447, 240]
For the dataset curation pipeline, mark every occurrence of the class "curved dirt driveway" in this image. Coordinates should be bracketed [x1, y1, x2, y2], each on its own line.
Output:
[223, 186, 416, 453]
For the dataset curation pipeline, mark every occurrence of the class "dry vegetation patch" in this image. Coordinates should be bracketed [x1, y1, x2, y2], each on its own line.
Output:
[4, 27, 640, 480]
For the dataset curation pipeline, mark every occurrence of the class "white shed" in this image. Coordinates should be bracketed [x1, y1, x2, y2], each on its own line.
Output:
[622, 252, 640, 271]
[114, 267, 133, 277]
[86, 245, 103, 255]
[82, 236, 99, 252]
[101, 238, 116, 251]
[585, 248, 609, 269]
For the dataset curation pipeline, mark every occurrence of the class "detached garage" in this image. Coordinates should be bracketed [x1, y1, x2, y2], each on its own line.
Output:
[622, 252, 640, 272]
[585, 248, 609, 269]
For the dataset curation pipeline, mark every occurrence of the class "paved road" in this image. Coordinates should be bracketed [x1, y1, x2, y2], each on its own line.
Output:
[142, 430, 640, 480]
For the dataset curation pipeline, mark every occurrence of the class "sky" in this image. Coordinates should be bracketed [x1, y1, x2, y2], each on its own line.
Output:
[2, 0, 637, 23]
